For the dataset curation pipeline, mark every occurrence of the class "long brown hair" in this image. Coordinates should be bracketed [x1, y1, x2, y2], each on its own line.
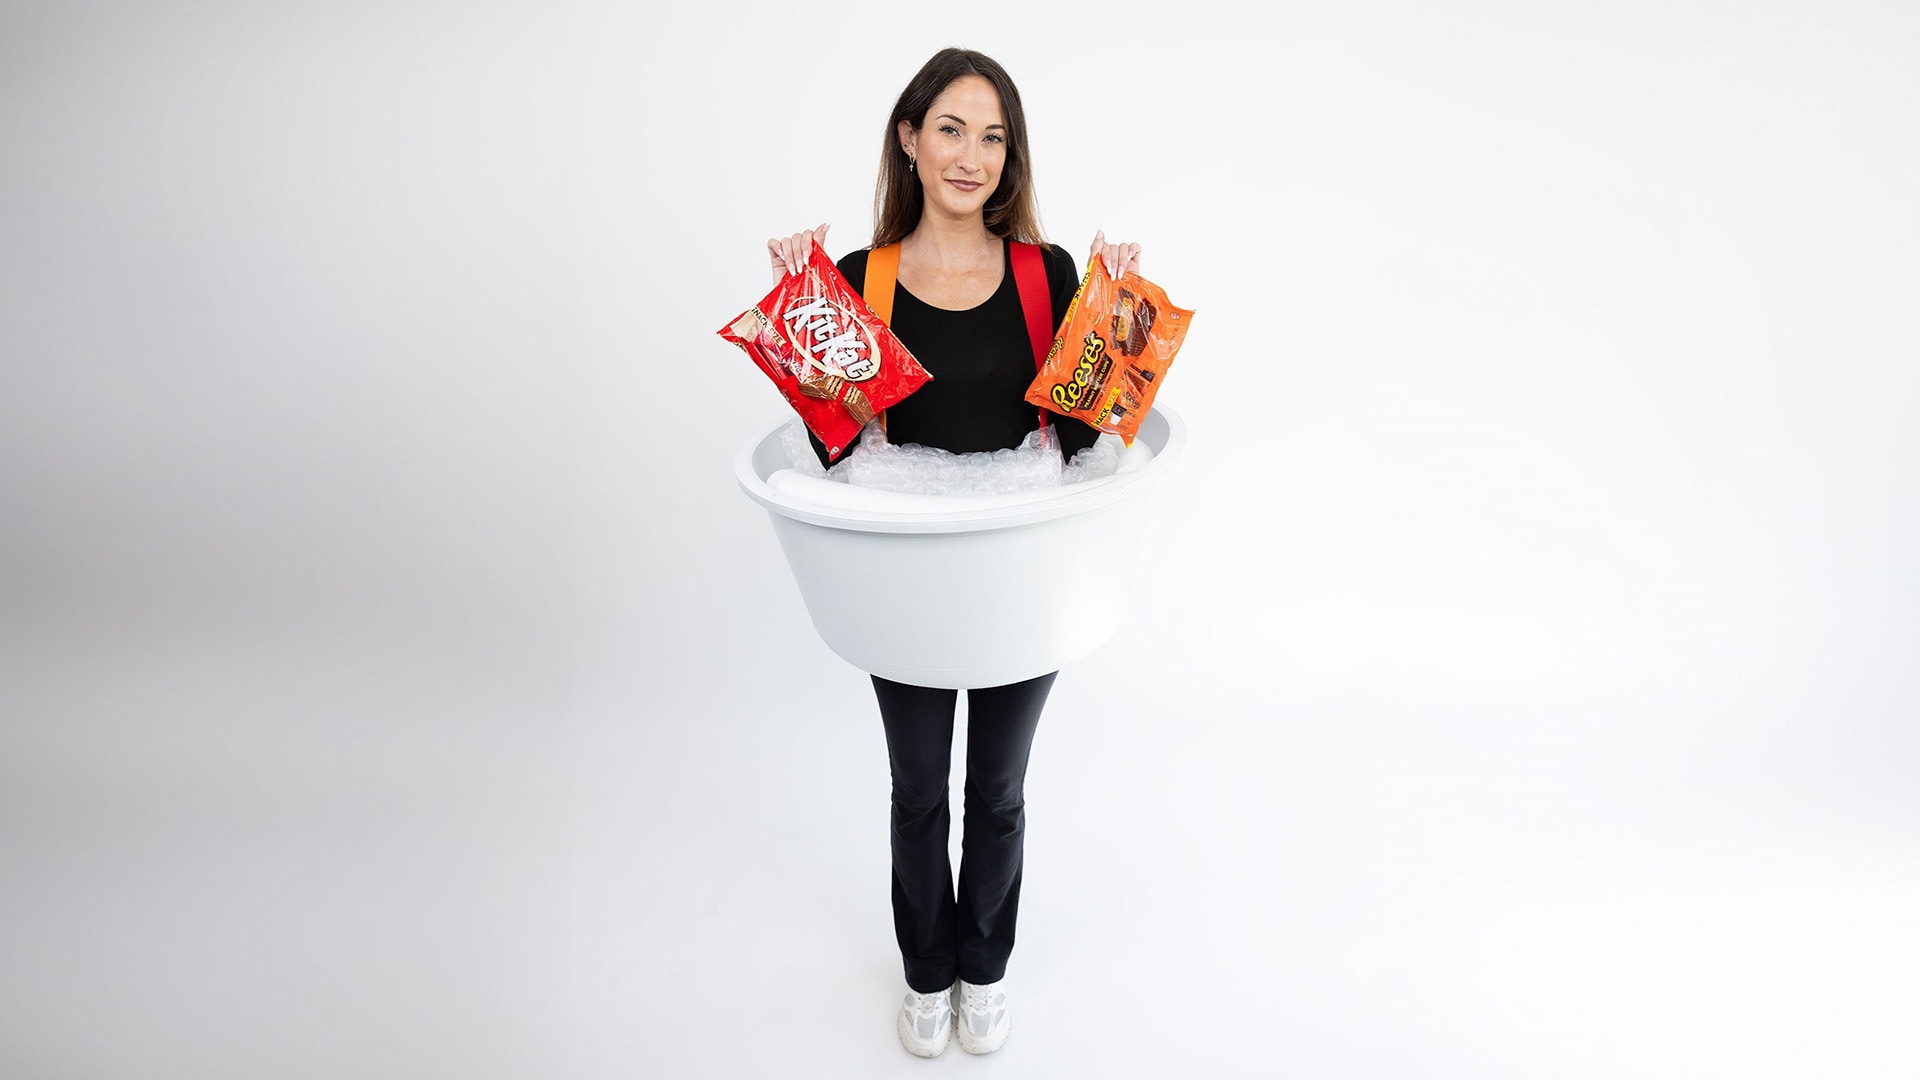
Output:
[872, 48, 1046, 248]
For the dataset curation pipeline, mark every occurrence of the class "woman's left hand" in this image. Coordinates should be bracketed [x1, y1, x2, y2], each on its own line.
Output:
[1089, 229, 1143, 279]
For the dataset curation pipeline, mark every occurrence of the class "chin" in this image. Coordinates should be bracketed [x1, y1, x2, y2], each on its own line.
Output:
[933, 190, 995, 217]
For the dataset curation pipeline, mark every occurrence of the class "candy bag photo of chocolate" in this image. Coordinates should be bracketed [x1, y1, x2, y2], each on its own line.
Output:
[718, 245, 932, 462]
[1025, 258, 1192, 445]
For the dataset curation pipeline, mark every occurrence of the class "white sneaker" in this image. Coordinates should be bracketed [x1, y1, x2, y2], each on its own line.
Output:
[954, 978, 1011, 1054]
[896, 984, 953, 1057]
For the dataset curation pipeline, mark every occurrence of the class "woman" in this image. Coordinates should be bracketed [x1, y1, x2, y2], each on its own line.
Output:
[766, 47, 1143, 1059]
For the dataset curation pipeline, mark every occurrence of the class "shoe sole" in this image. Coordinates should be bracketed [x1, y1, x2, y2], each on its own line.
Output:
[955, 1012, 1009, 1055]
[896, 1008, 951, 1058]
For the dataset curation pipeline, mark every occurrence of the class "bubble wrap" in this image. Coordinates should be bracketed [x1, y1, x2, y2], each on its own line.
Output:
[779, 419, 1122, 494]
[779, 419, 832, 479]
[1060, 433, 1125, 484]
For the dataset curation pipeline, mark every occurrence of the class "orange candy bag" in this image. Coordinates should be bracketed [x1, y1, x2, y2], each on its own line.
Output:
[1025, 259, 1192, 445]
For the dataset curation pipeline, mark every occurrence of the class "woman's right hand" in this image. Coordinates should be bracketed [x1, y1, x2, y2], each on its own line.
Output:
[768, 222, 830, 284]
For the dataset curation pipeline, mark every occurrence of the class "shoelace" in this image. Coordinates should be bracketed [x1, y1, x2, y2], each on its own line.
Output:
[958, 984, 1001, 1012]
[907, 989, 951, 1018]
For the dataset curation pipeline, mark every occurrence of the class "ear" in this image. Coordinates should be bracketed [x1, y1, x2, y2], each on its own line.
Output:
[897, 118, 916, 157]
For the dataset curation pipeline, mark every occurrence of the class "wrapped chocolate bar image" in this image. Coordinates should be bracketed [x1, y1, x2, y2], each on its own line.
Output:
[1112, 288, 1157, 357]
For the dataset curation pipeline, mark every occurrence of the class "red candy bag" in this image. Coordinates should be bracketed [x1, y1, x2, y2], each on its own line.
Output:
[718, 245, 932, 462]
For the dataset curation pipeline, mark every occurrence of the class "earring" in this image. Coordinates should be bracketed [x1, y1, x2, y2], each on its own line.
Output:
[908, 155, 915, 174]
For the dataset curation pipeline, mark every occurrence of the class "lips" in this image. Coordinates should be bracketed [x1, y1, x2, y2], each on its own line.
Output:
[946, 178, 983, 192]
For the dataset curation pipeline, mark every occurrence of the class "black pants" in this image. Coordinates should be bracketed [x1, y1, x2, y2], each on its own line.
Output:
[873, 671, 1056, 994]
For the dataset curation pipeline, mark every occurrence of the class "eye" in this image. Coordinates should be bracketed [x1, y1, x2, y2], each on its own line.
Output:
[984, 132, 1004, 144]
[939, 124, 960, 136]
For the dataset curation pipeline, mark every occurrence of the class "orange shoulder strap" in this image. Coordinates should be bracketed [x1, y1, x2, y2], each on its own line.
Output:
[861, 244, 901, 434]
[862, 243, 901, 325]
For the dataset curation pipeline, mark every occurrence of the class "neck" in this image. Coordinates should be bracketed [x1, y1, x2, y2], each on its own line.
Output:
[904, 211, 997, 269]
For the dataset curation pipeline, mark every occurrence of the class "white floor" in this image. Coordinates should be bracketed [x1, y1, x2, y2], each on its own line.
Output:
[5, 605, 1916, 1080]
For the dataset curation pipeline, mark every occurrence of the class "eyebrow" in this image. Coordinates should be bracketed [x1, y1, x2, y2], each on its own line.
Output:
[935, 113, 1007, 131]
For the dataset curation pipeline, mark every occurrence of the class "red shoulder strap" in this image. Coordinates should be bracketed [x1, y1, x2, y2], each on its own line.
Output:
[1009, 242, 1055, 433]
[1009, 241, 1051, 372]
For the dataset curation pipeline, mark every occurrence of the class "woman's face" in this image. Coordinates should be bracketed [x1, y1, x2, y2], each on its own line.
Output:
[900, 75, 1007, 223]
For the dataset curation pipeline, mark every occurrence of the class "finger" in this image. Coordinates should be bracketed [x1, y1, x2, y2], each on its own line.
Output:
[1089, 229, 1105, 266]
[800, 222, 827, 264]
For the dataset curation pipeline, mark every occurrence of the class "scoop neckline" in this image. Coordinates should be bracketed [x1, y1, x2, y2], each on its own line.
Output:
[890, 239, 1010, 315]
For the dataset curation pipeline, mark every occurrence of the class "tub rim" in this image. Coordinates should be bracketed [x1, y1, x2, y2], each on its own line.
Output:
[735, 404, 1186, 535]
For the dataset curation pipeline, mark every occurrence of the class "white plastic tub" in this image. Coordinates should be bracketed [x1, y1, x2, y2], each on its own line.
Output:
[735, 406, 1185, 689]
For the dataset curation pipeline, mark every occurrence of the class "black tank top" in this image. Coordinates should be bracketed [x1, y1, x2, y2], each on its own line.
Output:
[806, 239, 1101, 470]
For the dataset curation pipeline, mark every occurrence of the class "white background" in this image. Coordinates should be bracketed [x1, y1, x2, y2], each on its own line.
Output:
[3, 1, 1917, 1076]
